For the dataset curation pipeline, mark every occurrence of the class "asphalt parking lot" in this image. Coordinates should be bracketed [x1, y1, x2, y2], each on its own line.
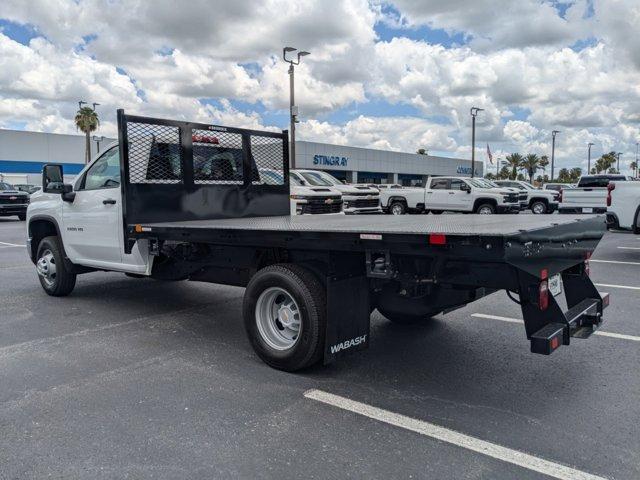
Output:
[0, 216, 638, 479]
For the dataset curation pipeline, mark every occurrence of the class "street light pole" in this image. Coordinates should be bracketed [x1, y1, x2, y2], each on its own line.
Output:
[283, 47, 310, 170]
[587, 142, 594, 173]
[551, 130, 560, 181]
[636, 142, 639, 178]
[470, 107, 484, 178]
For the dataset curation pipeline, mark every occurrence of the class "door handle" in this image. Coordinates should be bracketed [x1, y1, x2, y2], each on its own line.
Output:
[103, 199, 116, 205]
[448, 192, 455, 194]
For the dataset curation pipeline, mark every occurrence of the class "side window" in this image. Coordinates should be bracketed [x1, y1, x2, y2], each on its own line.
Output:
[431, 178, 449, 189]
[450, 179, 465, 190]
[82, 148, 120, 190]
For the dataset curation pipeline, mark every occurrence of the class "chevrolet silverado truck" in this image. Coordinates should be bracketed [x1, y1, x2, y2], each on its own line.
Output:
[0, 181, 30, 220]
[27, 111, 609, 371]
[292, 169, 381, 214]
[494, 180, 559, 214]
[559, 174, 632, 214]
[381, 176, 520, 215]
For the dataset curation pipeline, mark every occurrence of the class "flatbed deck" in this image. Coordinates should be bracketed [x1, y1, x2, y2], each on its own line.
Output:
[141, 214, 604, 237]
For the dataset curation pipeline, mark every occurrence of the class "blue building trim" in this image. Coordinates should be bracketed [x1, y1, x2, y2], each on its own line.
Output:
[0, 160, 85, 174]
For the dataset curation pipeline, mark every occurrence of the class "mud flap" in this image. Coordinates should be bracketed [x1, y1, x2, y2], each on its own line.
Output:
[324, 275, 371, 364]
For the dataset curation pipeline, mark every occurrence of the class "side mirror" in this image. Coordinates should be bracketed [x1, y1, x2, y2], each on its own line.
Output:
[43, 164, 64, 193]
[461, 183, 471, 193]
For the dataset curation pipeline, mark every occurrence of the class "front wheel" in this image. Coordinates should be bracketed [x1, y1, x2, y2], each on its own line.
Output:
[389, 202, 406, 215]
[530, 201, 547, 214]
[476, 203, 496, 214]
[243, 264, 326, 371]
[36, 236, 76, 296]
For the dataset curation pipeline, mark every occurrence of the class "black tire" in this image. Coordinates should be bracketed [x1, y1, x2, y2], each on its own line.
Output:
[431, 210, 443, 215]
[530, 200, 547, 214]
[633, 208, 640, 235]
[243, 264, 326, 372]
[475, 203, 496, 214]
[389, 201, 406, 215]
[377, 307, 433, 325]
[18, 213, 26, 221]
[36, 236, 76, 296]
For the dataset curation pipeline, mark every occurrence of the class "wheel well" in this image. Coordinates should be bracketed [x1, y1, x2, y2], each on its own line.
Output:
[529, 197, 549, 206]
[473, 198, 497, 211]
[28, 219, 59, 263]
[387, 196, 407, 207]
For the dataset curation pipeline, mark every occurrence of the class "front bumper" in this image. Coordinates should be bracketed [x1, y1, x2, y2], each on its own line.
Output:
[497, 204, 521, 214]
[0, 204, 28, 216]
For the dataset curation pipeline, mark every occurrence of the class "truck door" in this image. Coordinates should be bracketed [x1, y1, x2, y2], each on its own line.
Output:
[449, 179, 473, 210]
[426, 177, 450, 209]
[61, 147, 123, 266]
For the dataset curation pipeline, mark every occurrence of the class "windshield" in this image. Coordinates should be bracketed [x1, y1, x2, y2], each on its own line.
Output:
[0, 182, 15, 191]
[312, 171, 343, 186]
[520, 182, 536, 190]
[298, 171, 335, 187]
[467, 179, 486, 188]
[289, 172, 303, 186]
[475, 179, 496, 188]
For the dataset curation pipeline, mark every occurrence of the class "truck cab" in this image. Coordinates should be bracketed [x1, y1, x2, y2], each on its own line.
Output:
[293, 169, 381, 214]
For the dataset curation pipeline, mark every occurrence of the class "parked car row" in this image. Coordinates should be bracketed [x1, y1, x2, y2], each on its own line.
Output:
[0, 181, 30, 220]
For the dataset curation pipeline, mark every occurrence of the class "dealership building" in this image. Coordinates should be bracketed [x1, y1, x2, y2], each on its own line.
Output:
[0, 129, 482, 186]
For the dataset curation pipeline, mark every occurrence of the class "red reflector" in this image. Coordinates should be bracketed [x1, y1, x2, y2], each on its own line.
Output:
[539, 280, 549, 311]
[541, 268, 548, 280]
[550, 336, 559, 350]
[429, 234, 447, 245]
[192, 134, 219, 144]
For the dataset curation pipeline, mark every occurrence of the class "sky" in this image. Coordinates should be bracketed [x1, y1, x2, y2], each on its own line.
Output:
[1, 0, 639, 174]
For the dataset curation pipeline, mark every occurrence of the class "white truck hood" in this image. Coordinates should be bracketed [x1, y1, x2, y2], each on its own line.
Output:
[291, 185, 342, 197]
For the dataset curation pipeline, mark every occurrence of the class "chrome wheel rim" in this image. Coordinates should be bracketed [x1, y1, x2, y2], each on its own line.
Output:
[391, 204, 403, 215]
[36, 249, 57, 287]
[478, 206, 493, 214]
[255, 287, 301, 351]
[532, 203, 545, 214]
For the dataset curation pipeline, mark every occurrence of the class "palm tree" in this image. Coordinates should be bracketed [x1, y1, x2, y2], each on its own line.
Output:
[75, 107, 100, 163]
[539, 155, 549, 176]
[505, 153, 523, 180]
[630, 161, 638, 178]
[520, 153, 541, 182]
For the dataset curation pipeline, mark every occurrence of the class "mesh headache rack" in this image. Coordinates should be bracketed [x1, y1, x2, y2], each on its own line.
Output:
[117, 109, 292, 251]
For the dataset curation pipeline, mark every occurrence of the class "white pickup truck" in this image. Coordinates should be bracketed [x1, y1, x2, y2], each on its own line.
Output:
[606, 181, 640, 232]
[494, 180, 559, 214]
[380, 176, 520, 215]
[291, 170, 381, 214]
[559, 174, 632, 214]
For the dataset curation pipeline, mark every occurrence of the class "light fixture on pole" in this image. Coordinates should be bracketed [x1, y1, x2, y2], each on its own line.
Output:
[92, 102, 100, 111]
[283, 47, 310, 169]
[78, 100, 87, 109]
[636, 142, 639, 178]
[470, 107, 484, 178]
[587, 142, 594, 173]
[92, 135, 106, 153]
[551, 130, 560, 180]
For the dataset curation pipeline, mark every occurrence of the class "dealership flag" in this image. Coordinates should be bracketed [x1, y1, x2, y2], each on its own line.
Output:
[486, 144, 493, 164]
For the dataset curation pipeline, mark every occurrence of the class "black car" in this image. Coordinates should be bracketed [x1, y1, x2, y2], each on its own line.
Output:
[0, 181, 29, 221]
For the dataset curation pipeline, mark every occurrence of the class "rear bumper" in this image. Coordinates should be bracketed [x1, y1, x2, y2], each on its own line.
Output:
[559, 206, 607, 214]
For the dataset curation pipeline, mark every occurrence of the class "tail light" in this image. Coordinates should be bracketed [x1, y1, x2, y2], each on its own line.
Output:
[539, 280, 549, 310]
[606, 182, 615, 207]
[192, 134, 219, 144]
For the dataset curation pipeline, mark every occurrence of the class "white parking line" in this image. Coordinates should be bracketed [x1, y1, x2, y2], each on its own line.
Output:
[304, 389, 607, 480]
[471, 313, 640, 343]
[590, 259, 640, 266]
[594, 282, 640, 291]
[0, 241, 24, 248]
[617, 246, 640, 250]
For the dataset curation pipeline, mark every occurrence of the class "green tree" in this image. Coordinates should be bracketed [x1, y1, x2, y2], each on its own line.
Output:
[498, 165, 510, 179]
[505, 153, 523, 180]
[520, 153, 542, 182]
[416, 148, 428, 155]
[485, 172, 496, 180]
[630, 161, 638, 177]
[539, 155, 549, 176]
[75, 106, 100, 164]
[557, 168, 570, 183]
[569, 167, 582, 183]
